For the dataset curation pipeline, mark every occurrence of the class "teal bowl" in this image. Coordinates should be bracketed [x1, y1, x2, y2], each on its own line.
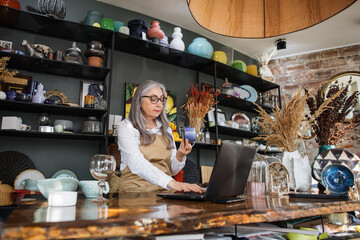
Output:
[37, 178, 79, 199]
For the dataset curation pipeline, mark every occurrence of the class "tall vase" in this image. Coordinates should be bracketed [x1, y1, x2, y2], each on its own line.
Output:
[282, 150, 312, 191]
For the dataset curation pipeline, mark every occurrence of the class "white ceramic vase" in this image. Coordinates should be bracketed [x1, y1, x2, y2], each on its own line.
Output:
[170, 27, 185, 51]
[259, 64, 275, 83]
[282, 150, 312, 191]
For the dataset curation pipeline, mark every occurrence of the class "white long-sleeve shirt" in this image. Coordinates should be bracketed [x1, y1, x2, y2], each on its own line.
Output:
[117, 119, 186, 189]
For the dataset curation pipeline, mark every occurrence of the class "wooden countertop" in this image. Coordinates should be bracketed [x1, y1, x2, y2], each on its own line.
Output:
[2, 192, 360, 239]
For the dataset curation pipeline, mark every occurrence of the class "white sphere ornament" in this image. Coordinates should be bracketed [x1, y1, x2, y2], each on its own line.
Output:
[0, 91, 6, 100]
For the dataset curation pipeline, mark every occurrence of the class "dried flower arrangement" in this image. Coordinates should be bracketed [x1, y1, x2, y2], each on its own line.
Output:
[254, 87, 341, 152]
[0, 57, 18, 91]
[305, 80, 359, 146]
[182, 83, 220, 134]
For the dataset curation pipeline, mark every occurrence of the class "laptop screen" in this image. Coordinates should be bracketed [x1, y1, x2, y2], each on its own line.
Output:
[205, 143, 256, 200]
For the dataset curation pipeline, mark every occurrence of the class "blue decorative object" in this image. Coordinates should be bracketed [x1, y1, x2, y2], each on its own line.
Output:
[128, 19, 148, 39]
[321, 164, 354, 194]
[187, 37, 213, 59]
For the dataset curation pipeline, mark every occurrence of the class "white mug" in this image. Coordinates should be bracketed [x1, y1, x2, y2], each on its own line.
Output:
[20, 124, 31, 131]
[54, 124, 64, 133]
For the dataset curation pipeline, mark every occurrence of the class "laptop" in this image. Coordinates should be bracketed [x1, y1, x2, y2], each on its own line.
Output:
[157, 142, 256, 203]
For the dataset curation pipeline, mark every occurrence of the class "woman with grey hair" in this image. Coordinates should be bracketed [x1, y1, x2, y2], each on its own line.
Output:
[117, 80, 202, 193]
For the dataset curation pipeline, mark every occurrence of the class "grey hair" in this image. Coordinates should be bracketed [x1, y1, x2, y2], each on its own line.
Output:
[129, 80, 174, 149]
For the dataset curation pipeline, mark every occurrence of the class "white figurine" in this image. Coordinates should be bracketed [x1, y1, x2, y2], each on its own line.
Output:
[170, 27, 185, 51]
[32, 83, 46, 103]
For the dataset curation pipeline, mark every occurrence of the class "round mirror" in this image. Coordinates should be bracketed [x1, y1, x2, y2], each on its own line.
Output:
[321, 71, 360, 121]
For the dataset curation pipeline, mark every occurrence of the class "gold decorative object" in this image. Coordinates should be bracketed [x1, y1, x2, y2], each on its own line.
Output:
[187, 0, 356, 38]
[0, 57, 18, 91]
[44, 90, 68, 104]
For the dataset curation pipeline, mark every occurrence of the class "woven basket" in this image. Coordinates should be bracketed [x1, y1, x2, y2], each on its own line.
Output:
[0, 181, 14, 206]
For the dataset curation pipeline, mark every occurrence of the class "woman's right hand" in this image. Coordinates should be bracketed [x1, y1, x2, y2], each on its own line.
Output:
[167, 180, 203, 193]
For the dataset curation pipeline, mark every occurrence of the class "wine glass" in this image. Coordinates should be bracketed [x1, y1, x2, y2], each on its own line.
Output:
[89, 154, 116, 202]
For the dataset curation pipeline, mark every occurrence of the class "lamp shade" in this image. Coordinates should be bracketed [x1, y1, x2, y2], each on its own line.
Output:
[187, 0, 356, 38]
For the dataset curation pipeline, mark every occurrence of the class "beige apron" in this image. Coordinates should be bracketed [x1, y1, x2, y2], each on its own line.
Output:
[118, 134, 172, 192]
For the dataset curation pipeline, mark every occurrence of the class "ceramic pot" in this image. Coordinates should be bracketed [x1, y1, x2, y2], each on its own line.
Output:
[37, 0, 66, 19]
[114, 21, 125, 32]
[88, 56, 103, 67]
[101, 18, 114, 31]
[169, 27, 185, 51]
[0, 0, 20, 9]
[231, 60, 247, 72]
[147, 21, 164, 40]
[211, 51, 227, 64]
[128, 19, 148, 39]
[84, 10, 103, 26]
[84, 41, 105, 59]
[187, 37, 213, 59]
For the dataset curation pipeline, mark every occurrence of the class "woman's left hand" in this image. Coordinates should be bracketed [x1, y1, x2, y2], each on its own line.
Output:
[176, 139, 192, 161]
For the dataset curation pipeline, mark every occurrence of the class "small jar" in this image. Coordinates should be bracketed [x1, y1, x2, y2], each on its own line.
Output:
[84, 95, 95, 108]
[81, 117, 102, 134]
[64, 42, 84, 64]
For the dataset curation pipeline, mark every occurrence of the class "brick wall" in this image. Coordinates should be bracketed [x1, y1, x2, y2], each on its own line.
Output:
[268, 44, 360, 159]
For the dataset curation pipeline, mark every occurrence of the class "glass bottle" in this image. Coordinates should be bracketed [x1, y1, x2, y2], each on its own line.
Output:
[246, 154, 268, 196]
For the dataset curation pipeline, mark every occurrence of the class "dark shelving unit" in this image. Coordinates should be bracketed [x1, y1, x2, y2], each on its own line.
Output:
[0, 130, 105, 140]
[0, 5, 113, 46]
[0, 100, 106, 117]
[209, 126, 259, 139]
[0, 52, 110, 81]
[217, 93, 275, 113]
[201, 62, 280, 92]
[114, 32, 214, 71]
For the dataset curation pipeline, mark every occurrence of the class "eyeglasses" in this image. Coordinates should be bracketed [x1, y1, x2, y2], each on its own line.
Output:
[142, 95, 167, 104]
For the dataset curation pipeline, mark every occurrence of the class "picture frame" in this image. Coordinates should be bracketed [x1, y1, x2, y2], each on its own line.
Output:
[125, 82, 177, 123]
[3, 74, 32, 93]
[79, 81, 104, 107]
[0, 40, 12, 49]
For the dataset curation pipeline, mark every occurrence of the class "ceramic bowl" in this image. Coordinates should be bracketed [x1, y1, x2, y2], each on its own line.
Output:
[37, 178, 79, 199]
[48, 191, 78, 206]
[79, 180, 109, 198]
[321, 164, 354, 194]
[15, 93, 31, 102]
[53, 120, 73, 132]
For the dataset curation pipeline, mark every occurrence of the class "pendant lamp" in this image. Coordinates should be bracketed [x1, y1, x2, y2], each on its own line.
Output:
[187, 0, 356, 38]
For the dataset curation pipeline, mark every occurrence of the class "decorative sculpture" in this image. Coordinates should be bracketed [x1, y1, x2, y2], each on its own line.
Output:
[21, 40, 45, 58]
